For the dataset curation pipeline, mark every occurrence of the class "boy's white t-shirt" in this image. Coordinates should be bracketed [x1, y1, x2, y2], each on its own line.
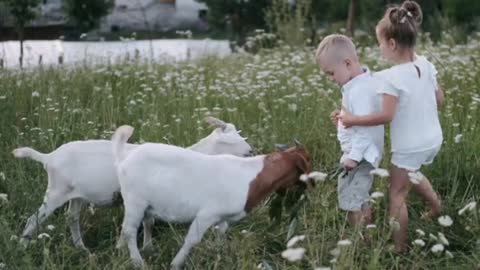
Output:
[374, 56, 443, 153]
[337, 70, 384, 167]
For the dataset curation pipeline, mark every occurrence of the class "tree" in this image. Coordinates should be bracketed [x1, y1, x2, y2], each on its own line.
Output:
[346, 0, 356, 37]
[195, 0, 270, 38]
[0, 0, 40, 68]
[63, 0, 114, 34]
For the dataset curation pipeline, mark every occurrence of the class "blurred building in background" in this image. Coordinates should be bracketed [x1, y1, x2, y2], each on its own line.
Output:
[0, 0, 208, 40]
[100, 0, 208, 33]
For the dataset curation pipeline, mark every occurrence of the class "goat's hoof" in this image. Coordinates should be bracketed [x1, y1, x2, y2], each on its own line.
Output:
[19, 237, 30, 248]
[170, 259, 185, 270]
[132, 258, 145, 269]
[115, 241, 126, 250]
[141, 242, 154, 253]
[170, 264, 182, 270]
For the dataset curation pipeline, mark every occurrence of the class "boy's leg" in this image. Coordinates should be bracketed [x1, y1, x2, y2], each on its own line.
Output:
[339, 162, 374, 228]
[347, 203, 372, 227]
[389, 165, 410, 253]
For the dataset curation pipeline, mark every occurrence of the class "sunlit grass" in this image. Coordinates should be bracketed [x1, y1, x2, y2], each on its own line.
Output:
[0, 33, 479, 269]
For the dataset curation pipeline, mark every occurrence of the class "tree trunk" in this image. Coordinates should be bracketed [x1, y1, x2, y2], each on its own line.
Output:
[19, 27, 24, 68]
[346, 0, 356, 37]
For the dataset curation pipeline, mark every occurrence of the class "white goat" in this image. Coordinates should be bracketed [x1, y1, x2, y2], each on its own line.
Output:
[113, 125, 313, 269]
[12, 117, 251, 252]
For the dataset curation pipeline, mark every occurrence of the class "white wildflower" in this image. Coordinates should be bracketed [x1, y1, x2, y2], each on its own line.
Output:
[241, 229, 248, 234]
[0, 262, 6, 270]
[329, 247, 340, 257]
[438, 215, 453, 227]
[308, 171, 328, 182]
[38, 233, 51, 239]
[413, 239, 426, 247]
[47, 225, 55, 231]
[454, 134, 463, 143]
[458, 201, 477, 215]
[329, 258, 337, 264]
[32, 91, 40, 97]
[389, 217, 401, 231]
[445, 250, 454, 258]
[408, 171, 424, 185]
[337, 239, 352, 246]
[287, 235, 306, 248]
[431, 243, 444, 253]
[370, 168, 389, 178]
[370, 191, 384, 199]
[0, 193, 8, 203]
[416, 229, 426, 237]
[281, 247, 306, 262]
[88, 203, 95, 215]
[438, 232, 449, 246]
[288, 104, 298, 112]
[366, 224, 377, 230]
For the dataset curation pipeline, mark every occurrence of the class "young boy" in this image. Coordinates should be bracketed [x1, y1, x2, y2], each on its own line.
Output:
[315, 34, 384, 227]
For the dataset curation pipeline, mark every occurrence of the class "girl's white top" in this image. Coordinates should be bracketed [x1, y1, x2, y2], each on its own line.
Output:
[374, 55, 443, 153]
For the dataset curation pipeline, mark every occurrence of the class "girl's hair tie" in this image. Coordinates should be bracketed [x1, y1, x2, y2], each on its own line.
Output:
[400, 11, 412, 24]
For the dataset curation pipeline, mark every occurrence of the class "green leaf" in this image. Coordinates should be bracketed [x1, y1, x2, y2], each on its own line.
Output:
[286, 217, 298, 241]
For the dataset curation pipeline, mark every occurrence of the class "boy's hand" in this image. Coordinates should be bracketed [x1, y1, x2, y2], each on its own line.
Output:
[330, 109, 340, 126]
[337, 107, 356, 128]
[343, 158, 358, 171]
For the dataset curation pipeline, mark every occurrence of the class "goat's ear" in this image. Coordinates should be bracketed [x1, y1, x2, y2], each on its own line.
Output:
[204, 116, 227, 130]
[274, 143, 289, 152]
[295, 153, 308, 174]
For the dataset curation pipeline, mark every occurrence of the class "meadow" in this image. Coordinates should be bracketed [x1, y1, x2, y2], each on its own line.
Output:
[0, 32, 479, 269]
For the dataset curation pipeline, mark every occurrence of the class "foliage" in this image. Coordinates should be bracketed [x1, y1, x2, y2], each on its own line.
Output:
[63, 0, 114, 33]
[0, 0, 39, 30]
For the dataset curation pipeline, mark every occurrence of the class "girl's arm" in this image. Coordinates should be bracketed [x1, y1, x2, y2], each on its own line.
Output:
[339, 94, 397, 128]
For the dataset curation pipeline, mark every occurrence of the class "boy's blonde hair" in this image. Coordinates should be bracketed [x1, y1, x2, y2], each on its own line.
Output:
[315, 34, 358, 65]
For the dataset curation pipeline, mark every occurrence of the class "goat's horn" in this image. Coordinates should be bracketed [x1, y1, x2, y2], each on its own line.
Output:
[204, 116, 227, 129]
[294, 138, 302, 147]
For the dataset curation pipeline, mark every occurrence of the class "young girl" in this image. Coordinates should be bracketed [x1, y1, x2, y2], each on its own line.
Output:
[339, 1, 444, 253]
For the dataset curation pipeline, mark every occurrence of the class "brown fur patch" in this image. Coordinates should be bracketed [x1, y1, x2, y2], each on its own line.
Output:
[244, 147, 312, 212]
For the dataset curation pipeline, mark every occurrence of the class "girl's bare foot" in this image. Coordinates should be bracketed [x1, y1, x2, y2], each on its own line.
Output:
[421, 192, 442, 221]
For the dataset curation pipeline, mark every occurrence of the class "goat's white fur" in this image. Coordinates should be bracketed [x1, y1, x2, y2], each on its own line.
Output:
[13, 118, 251, 252]
[113, 125, 272, 269]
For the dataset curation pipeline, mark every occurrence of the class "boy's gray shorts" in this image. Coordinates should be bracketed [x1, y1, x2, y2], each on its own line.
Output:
[337, 161, 374, 211]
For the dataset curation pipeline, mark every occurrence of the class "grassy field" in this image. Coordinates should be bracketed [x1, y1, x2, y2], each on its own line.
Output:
[0, 33, 479, 270]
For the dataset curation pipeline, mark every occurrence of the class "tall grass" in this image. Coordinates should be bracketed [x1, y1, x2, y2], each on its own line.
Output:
[0, 33, 479, 269]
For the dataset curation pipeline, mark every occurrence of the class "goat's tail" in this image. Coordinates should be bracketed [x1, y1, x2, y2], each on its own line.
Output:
[12, 147, 48, 164]
[112, 125, 134, 166]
